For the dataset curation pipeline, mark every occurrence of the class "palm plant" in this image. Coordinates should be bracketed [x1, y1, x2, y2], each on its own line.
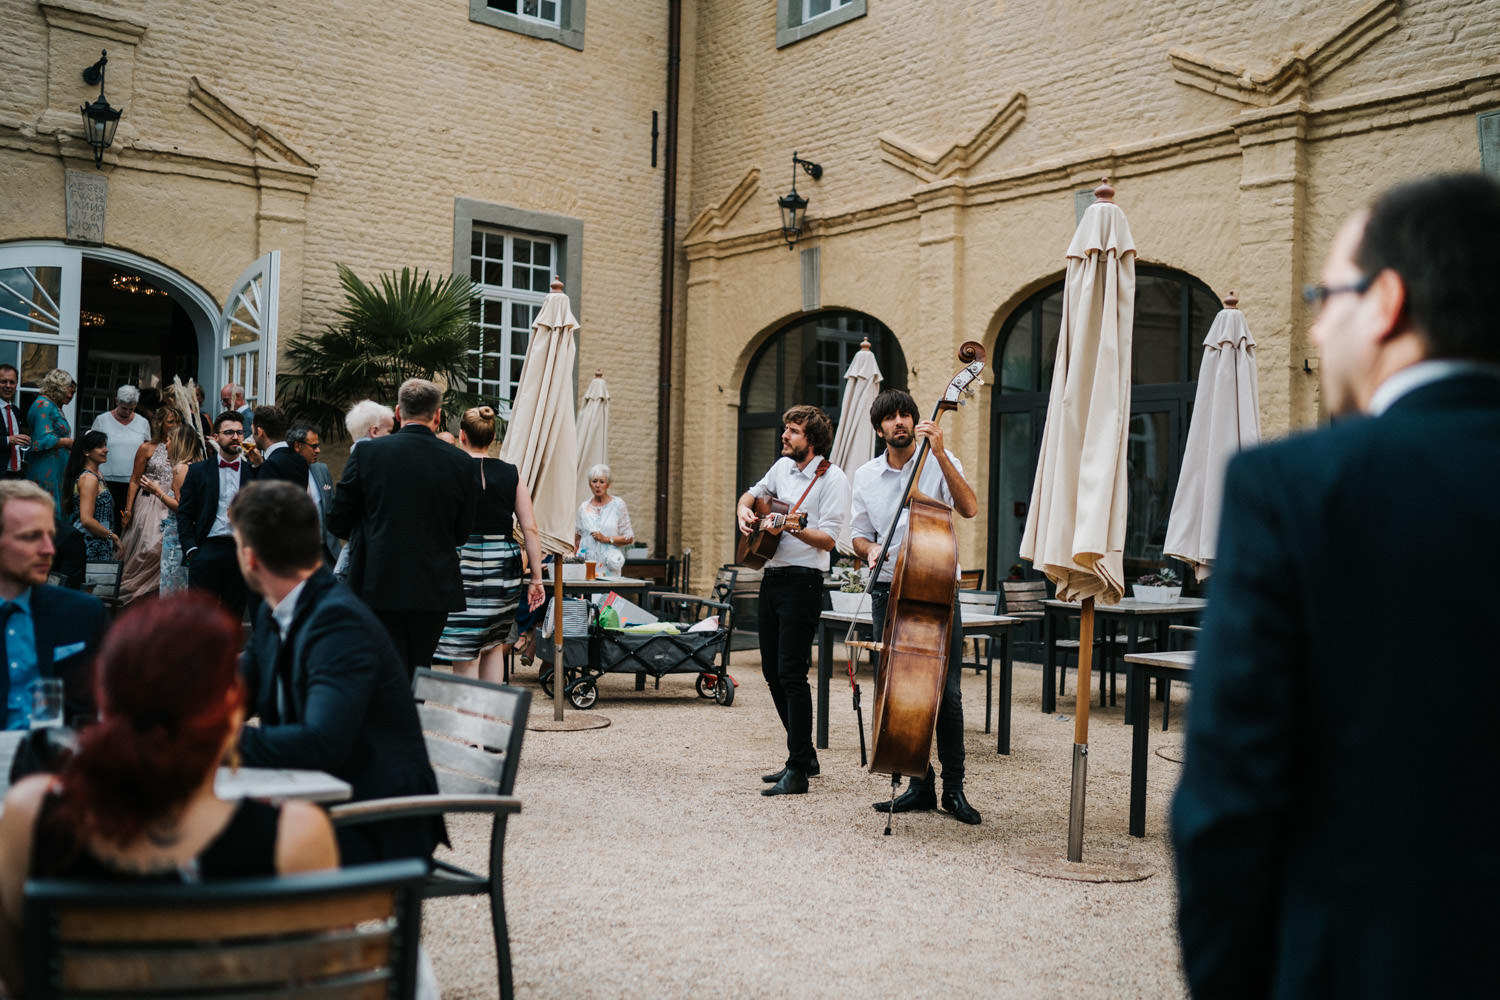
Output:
[278, 264, 483, 439]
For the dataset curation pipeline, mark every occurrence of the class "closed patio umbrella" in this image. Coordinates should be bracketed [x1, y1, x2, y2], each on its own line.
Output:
[575, 370, 610, 507]
[829, 338, 884, 555]
[1019, 179, 1136, 863]
[499, 277, 582, 721]
[1163, 294, 1261, 582]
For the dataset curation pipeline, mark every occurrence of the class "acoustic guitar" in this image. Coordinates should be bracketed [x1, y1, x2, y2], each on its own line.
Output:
[735, 495, 809, 569]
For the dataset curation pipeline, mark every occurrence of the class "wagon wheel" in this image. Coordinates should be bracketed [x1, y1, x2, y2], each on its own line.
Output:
[568, 678, 599, 710]
[695, 674, 718, 699]
[539, 667, 554, 699]
[715, 673, 735, 706]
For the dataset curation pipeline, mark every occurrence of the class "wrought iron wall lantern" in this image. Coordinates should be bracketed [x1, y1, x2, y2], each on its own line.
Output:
[777, 152, 823, 249]
[80, 49, 122, 167]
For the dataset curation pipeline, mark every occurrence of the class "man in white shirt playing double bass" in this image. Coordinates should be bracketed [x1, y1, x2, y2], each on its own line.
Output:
[849, 388, 981, 824]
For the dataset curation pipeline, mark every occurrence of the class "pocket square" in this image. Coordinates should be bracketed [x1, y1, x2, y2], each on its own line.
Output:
[53, 642, 86, 660]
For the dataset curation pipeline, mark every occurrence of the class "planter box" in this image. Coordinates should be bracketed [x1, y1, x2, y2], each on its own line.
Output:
[1132, 584, 1182, 604]
[828, 590, 872, 615]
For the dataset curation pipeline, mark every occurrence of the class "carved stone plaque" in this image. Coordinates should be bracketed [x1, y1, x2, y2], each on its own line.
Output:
[65, 170, 108, 244]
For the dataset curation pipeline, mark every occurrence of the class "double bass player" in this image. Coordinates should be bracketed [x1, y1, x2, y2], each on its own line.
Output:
[736, 405, 851, 797]
[850, 389, 981, 824]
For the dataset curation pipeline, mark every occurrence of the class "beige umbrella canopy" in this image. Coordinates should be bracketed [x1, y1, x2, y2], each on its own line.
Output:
[575, 371, 610, 507]
[500, 277, 581, 557]
[1019, 178, 1136, 865]
[1163, 294, 1261, 582]
[829, 338, 884, 555]
[1020, 181, 1137, 605]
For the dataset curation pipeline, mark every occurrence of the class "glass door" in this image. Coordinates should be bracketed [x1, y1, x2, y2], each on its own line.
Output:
[217, 251, 279, 407]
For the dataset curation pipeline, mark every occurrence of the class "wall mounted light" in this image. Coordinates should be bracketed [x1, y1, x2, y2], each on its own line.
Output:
[80, 49, 122, 168]
[777, 151, 823, 249]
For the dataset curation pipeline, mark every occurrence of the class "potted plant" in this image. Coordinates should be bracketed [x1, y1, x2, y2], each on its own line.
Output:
[1132, 568, 1182, 603]
[828, 561, 872, 614]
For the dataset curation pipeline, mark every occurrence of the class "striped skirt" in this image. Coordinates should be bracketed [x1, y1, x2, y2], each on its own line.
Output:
[434, 534, 523, 661]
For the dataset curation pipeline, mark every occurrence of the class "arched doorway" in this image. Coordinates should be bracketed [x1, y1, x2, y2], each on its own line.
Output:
[736, 310, 908, 492]
[988, 265, 1221, 587]
[0, 242, 277, 431]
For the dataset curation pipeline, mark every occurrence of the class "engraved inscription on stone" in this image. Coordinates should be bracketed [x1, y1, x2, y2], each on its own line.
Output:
[66, 171, 108, 244]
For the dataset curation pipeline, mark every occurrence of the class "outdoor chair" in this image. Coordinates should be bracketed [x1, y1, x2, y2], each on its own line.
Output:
[1000, 578, 1048, 662]
[956, 588, 1005, 733]
[82, 560, 123, 612]
[330, 670, 531, 1000]
[24, 858, 427, 999]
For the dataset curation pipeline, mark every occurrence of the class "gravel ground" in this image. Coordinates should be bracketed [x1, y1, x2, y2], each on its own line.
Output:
[423, 651, 1191, 999]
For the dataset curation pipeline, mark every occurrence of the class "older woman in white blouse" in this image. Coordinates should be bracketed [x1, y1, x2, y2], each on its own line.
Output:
[574, 464, 633, 576]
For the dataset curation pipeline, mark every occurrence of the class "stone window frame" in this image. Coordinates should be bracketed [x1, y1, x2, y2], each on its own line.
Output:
[776, 0, 866, 49]
[469, 0, 585, 51]
[454, 199, 584, 406]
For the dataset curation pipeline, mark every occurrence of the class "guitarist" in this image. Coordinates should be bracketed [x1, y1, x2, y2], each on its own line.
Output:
[736, 405, 850, 797]
[850, 389, 981, 824]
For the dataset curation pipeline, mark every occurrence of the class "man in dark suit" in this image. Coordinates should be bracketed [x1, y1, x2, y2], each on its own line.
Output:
[1171, 173, 1500, 999]
[288, 423, 340, 566]
[0, 481, 104, 728]
[250, 404, 308, 490]
[176, 411, 257, 620]
[231, 481, 443, 864]
[326, 378, 476, 675]
[0, 366, 32, 480]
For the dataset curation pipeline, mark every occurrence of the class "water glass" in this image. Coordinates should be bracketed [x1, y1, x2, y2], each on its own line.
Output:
[28, 678, 64, 730]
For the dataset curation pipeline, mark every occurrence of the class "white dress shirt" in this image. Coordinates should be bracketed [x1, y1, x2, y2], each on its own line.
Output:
[208, 457, 243, 539]
[850, 448, 963, 584]
[747, 454, 851, 572]
[1, 401, 23, 472]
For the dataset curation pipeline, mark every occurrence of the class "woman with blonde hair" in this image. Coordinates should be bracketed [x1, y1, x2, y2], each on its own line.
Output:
[117, 404, 183, 604]
[433, 405, 546, 682]
[24, 368, 76, 507]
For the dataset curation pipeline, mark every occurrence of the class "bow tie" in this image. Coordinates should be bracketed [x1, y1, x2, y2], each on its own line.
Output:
[219, 459, 240, 470]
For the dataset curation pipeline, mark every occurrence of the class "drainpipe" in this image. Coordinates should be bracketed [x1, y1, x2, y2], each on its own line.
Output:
[655, 0, 682, 558]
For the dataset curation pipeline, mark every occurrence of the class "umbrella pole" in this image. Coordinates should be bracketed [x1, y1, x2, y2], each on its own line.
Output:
[1067, 596, 1094, 862]
[553, 571, 565, 722]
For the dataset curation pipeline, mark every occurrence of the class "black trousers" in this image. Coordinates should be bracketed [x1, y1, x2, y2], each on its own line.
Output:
[374, 608, 448, 680]
[870, 584, 966, 789]
[187, 536, 248, 623]
[758, 568, 825, 773]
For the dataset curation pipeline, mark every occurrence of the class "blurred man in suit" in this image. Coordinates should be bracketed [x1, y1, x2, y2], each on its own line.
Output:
[0, 480, 104, 728]
[249, 405, 307, 490]
[232, 481, 442, 863]
[1172, 173, 1500, 999]
[327, 379, 476, 674]
[0, 366, 32, 481]
[288, 423, 339, 567]
[176, 412, 257, 619]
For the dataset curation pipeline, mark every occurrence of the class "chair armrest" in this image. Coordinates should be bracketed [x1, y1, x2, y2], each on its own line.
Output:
[328, 794, 521, 827]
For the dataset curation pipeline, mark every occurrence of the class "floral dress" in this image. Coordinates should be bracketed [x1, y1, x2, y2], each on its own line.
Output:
[160, 470, 187, 593]
[71, 470, 115, 562]
[26, 396, 70, 509]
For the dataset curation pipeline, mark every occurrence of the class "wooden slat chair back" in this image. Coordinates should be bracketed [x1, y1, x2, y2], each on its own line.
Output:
[1000, 579, 1049, 662]
[330, 671, 530, 1000]
[957, 568, 984, 590]
[24, 859, 427, 999]
[83, 561, 124, 612]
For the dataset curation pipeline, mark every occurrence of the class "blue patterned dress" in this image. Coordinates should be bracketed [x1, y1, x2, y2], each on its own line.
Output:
[71, 470, 116, 561]
[26, 396, 70, 509]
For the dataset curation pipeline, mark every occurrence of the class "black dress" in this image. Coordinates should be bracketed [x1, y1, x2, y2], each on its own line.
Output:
[434, 457, 523, 660]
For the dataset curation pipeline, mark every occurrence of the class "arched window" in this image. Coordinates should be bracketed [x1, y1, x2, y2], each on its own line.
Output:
[737, 311, 907, 492]
[989, 265, 1221, 586]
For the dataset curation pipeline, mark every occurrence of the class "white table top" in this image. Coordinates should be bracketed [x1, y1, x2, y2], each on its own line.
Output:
[1122, 649, 1197, 669]
[215, 766, 353, 804]
[821, 609, 1020, 628]
[1044, 596, 1208, 615]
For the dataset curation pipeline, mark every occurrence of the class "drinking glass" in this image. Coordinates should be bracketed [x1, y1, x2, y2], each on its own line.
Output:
[27, 678, 64, 730]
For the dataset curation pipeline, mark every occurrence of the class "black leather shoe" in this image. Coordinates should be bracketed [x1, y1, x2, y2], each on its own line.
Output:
[761, 760, 819, 783]
[761, 768, 809, 796]
[872, 782, 937, 813]
[940, 787, 982, 825]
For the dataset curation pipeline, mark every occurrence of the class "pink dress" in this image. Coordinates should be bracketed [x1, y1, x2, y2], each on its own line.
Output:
[117, 443, 172, 604]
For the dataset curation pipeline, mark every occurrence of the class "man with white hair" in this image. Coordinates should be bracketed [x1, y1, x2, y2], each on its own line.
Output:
[219, 383, 254, 434]
[89, 385, 150, 532]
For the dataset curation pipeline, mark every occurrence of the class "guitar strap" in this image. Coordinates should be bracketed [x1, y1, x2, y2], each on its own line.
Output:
[787, 459, 831, 518]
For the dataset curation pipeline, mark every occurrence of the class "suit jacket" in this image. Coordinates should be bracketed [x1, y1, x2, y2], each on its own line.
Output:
[258, 443, 310, 490]
[308, 461, 340, 565]
[1171, 373, 1500, 999]
[176, 455, 257, 554]
[0, 585, 105, 725]
[238, 567, 443, 862]
[325, 424, 476, 612]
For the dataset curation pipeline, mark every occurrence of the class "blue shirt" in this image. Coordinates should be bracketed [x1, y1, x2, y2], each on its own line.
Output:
[3, 590, 38, 730]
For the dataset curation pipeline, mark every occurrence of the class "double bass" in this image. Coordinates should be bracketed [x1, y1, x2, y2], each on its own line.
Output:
[854, 343, 986, 786]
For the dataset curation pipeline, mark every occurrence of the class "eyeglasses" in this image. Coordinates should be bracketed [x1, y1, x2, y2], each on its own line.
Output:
[1302, 273, 1373, 307]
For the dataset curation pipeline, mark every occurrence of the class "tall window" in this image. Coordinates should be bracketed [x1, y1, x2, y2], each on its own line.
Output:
[989, 266, 1221, 587]
[737, 311, 907, 493]
[469, 230, 556, 407]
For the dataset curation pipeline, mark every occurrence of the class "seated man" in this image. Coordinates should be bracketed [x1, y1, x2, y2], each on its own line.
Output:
[229, 481, 444, 864]
[0, 481, 104, 729]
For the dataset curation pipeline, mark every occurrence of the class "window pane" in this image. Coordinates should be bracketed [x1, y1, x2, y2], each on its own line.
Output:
[993, 410, 1035, 580]
[1124, 408, 1173, 574]
[998, 312, 1033, 394]
[1038, 289, 1063, 389]
[0, 266, 63, 335]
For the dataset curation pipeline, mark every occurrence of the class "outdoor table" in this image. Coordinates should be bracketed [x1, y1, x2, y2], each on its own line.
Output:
[541, 574, 653, 600]
[1123, 648, 1194, 837]
[816, 608, 1021, 755]
[1040, 597, 1207, 715]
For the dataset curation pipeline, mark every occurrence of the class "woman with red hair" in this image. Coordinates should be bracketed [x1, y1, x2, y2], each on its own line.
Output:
[0, 592, 338, 993]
